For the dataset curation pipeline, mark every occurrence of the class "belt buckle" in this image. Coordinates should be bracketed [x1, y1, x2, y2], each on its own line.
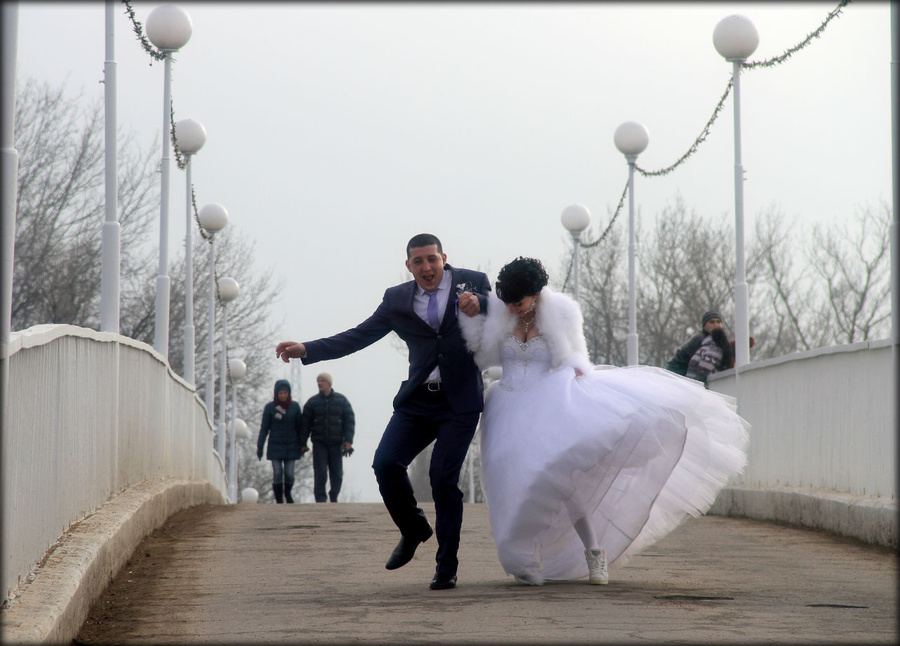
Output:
[426, 381, 442, 392]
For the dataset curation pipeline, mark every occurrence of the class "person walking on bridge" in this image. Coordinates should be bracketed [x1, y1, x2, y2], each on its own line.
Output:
[276, 233, 490, 591]
[257, 379, 306, 503]
[301, 372, 356, 503]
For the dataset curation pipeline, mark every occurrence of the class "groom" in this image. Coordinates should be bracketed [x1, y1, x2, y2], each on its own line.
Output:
[275, 233, 490, 590]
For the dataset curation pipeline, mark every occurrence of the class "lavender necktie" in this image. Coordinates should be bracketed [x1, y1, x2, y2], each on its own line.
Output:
[426, 289, 440, 331]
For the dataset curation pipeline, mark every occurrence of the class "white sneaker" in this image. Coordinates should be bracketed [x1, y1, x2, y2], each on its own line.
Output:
[585, 548, 609, 585]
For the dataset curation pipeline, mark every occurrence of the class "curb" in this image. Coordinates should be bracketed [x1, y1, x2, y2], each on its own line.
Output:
[1, 479, 226, 644]
[709, 485, 897, 549]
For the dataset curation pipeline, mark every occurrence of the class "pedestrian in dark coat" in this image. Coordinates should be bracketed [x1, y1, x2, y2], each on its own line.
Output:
[666, 311, 734, 384]
[301, 372, 356, 503]
[257, 379, 306, 503]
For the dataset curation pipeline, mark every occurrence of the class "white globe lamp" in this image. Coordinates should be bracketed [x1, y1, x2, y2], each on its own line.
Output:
[175, 118, 207, 155]
[713, 15, 759, 61]
[217, 277, 240, 302]
[614, 121, 650, 157]
[146, 5, 193, 51]
[198, 203, 229, 234]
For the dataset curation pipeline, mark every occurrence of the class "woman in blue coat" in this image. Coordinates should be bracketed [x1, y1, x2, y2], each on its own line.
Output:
[257, 379, 306, 503]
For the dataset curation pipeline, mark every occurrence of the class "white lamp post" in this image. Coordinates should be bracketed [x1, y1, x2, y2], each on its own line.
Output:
[174, 118, 206, 384]
[147, 4, 192, 358]
[614, 121, 650, 366]
[216, 276, 239, 462]
[891, 2, 899, 468]
[1, 3, 20, 554]
[198, 203, 228, 426]
[560, 204, 591, 301]
[100, 1, 119, 333]
[227, 357, 247, 503]
[714, 14, 758, 370]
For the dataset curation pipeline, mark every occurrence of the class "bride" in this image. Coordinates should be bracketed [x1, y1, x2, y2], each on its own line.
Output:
[458, 257, 749, 585]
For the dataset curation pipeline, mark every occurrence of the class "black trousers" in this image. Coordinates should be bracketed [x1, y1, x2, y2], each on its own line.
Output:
[372, 386, 480, 579]
[312, 442, 344, 502]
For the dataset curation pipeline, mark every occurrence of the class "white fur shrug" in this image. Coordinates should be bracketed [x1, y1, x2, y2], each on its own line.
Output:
[458, 286, 593, 374]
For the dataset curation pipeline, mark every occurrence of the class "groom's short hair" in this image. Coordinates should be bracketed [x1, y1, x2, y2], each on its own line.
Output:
[406, 233, 443, 258]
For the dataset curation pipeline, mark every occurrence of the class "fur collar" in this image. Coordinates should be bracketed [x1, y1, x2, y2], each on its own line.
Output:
[458, 286, 592, 373]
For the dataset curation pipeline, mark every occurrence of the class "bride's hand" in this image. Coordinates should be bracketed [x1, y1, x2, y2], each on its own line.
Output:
[575, 369, 584, 377]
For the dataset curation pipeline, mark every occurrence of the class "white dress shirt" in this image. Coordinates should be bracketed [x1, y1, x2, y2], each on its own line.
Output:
[413, 269, 453, 383]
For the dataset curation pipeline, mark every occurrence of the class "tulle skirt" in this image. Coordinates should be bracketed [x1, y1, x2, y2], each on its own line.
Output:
[479, 364, 750, 582]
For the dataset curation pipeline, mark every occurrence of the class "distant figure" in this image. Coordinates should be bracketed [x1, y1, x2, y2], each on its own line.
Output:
[275, 233, 491, 591]
[257, 379, 306, 503]
[301, 372, 356, 503]
[458, 257, 749, 586]
[666, 311, 733, 383]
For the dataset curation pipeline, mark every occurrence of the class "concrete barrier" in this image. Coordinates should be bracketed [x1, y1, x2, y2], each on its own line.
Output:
[708, 339, 895, 548]
[1, 479, 225, 644]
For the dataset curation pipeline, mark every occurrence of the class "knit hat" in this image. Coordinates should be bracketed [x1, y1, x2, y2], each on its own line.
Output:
[701, 311, 721, 327]
[317, 373, 333, 386]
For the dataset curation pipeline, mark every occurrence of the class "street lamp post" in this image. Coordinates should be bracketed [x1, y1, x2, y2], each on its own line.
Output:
[560, 204, 591, 301]
[216, 277, 239, 463]
[227, 357, 247, 503]
[714, 14, 758, 370]
[614, 121, 650, 366]
[197, 203, 228, 426]
[174, 118, 207, 384]
[146, 4, 192, 358]
[1, 3, 20, 559]
[100, 0, 119, 333]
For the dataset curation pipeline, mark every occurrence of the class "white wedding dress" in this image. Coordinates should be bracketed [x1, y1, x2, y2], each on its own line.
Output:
[479, 334, 750, 584]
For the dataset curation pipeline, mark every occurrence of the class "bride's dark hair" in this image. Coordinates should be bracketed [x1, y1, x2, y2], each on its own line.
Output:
[495, 257, 549, 304]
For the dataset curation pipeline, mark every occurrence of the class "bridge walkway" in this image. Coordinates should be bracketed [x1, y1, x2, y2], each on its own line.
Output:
[72, 502, 896, 644]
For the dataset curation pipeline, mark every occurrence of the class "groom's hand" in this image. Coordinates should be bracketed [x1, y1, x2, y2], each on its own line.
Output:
[457, 292, 480, 317]
[275, 341, 306, 362]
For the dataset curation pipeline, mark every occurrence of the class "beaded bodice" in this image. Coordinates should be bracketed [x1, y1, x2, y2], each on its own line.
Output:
[498, 334, 552, 392]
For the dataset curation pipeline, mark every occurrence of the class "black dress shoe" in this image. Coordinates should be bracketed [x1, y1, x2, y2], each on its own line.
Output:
[385, 525, 433, 570]
[429, 573, 457, 590]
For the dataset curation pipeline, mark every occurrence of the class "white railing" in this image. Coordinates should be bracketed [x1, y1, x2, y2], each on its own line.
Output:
[2, 325, 227, 600]
[709, 339, 895, 498]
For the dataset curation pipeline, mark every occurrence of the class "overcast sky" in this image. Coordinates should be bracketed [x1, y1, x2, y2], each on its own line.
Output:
[15, 2, 893, 500]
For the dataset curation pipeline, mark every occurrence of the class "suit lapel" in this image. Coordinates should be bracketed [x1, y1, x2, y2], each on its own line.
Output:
[401, 279, 435, 332]
[440, 267, 457, 330]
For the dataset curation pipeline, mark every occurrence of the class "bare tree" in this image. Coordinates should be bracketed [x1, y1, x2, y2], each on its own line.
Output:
[748, 205, 832, 358]
[575, 196, 735, 367]
[13, 79, 157, 330]
[13, 78, 299, 501]
[808, 202, 892, 345]
[637, 198, 735, 367]
[574, 194, 892, 369]
[159, 229, 313, 502]
[574, 223, 627, 366]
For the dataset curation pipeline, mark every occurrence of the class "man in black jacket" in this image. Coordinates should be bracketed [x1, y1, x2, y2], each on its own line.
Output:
[666, 311, 732, 379]
[300, 373, 355, 503]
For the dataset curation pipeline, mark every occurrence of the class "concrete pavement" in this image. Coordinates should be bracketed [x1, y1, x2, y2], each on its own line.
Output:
[68, 501, 896, 644]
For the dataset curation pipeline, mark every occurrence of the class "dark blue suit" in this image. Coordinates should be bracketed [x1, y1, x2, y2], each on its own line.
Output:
[301, 265, 490, 578]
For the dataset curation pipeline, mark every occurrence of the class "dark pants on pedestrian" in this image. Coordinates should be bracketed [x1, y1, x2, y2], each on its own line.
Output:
[312, 442, 344, 502]
[371, 386, 479, 579]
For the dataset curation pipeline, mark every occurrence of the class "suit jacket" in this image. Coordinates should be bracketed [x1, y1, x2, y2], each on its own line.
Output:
[301, 265, 491, 414]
